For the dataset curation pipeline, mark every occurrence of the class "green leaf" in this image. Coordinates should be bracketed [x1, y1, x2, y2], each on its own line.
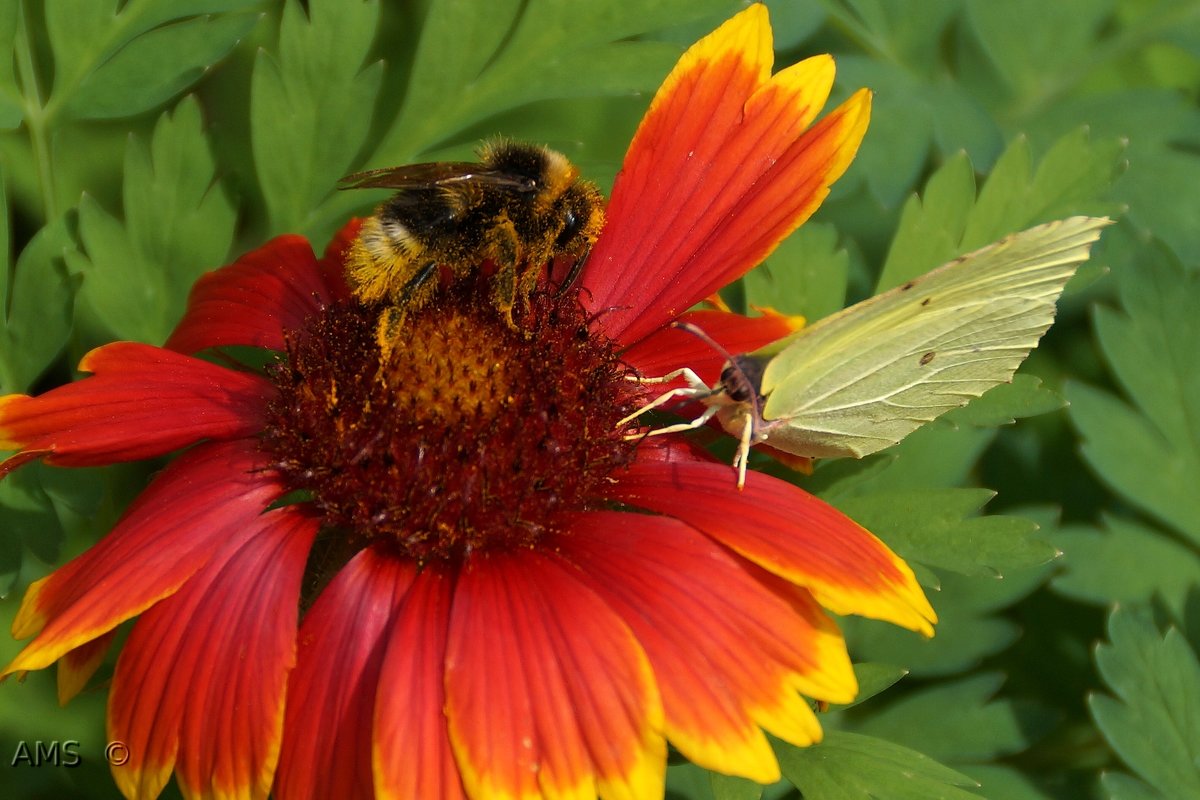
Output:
[1052, 517, 1200, 617]
[0, 215, 77, 393]
[877, 153, 976, 292]
[844, 567, 1049, 679]
[965, 0, 1112, 101]
[878, 131, 1123, 292]
[776, 731, 980, 800]
[1067, 246, 1200, 545]
[961, 765, 1057, 800]
[1100, 771, 1164, 800]
[840, 662, 911, 709]
[744, 223, 850, 321]
[852, 673, 1053, 763]
[251, 0, 383, 236]
[0, 467, 66, 597]
[70, 97, 235, 344]
[964, 129, 1125, 249]
[374, 0, 734, 161]
[1018, 88, 1200, 264]
[0, 2, 21, 129]
[44, 0, 260, 122]
[60, 14, 258, 121]
[944, 375, 1065, 428]
[1090, 606, 1200, 798]
[827, 2, 1004, 208]
[840, 488, 1055, 577]
[709, 771, 762, 800]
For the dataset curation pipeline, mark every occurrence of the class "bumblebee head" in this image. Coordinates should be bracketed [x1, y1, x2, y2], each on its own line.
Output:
[551, 180, 606, 258]
[480, 141, 583, 209]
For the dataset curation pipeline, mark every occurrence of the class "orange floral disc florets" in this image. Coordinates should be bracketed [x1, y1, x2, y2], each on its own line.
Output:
[261, 275, 640, 563]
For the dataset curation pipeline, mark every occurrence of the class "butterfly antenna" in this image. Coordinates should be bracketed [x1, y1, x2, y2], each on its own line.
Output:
[671, 320, 737, 361]
[670, 321, 755, 404]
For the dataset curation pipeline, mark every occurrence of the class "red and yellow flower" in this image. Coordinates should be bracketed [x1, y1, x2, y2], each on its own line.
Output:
[1, 6, 934, 800]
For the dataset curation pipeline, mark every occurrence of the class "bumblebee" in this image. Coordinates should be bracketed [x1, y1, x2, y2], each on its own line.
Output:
[340, 140, 605, 341]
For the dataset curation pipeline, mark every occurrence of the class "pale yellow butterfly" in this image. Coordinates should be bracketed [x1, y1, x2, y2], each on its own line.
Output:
[621, 216, 1113, 487]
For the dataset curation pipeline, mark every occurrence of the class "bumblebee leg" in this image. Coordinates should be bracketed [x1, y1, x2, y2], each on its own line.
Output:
[485, 224, 522, 328]
[398, 261, 439, 306]
[376, 306, 406, 357]
[374, 261, 439, 357]
[555, 243, 592, 295]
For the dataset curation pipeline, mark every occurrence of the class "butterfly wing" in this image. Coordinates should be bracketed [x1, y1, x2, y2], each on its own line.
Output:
[753, 216, 1112, 458]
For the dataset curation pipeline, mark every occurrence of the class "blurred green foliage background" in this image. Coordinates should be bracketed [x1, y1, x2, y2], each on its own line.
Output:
[1, 0, 1199, 798]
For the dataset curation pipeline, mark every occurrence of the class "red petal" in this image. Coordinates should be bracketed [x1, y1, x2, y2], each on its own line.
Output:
[608, 458, 936, 635]
[0, 343, 272, 471]
[276, 547, 416, 800]
[620, 308, 803, 385]
[4, 440, 287, 674]
[580, 6, 869, 346]
[165, 230, 351, 355]
[559, 511, 856, 782]
[107, 506, 317, 800]
[373, 564, 467, 800]
[445, 550, 665, 800]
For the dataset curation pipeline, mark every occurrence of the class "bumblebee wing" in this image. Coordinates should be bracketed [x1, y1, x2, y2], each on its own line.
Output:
[751, 216, 1112, 459]
[338, 163, 535, 193]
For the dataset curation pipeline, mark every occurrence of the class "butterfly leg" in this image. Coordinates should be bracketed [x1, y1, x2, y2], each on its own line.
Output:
[625, 404, 723, 441]
[730, 412, 754, 490]
[615, 368, 712, 430]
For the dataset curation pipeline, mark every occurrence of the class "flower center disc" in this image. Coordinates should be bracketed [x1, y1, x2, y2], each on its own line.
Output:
[263, 276, 639, 563]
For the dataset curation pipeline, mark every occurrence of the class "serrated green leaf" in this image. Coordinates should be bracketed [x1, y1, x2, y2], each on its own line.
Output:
[844, 567, 1049, 678]
[945, 375, 1066, 428]
[853, 673, 1052, 763]
[1052, 517, 1200, 616]
[1090, 606, 1200, 798]
[666, 761, 718, 800]
[60, 13, 258, 121]
[1017, 88, 1200, 264]
[765, 0, 826, 50]
[877, 153, 976, 291]
[879, 131, 1123, 294]
[71, 97, 234, 344]
[251, 0, 383, 236]
[834, 30, 1004, 212]
[1100, 770, 1165, 800]
[835, 56, 935, 210]
[966, 0, 1112, 100]
[375, 0, 734, 161]
[709, 771, 762, 800]
[840, 488, 1054, 577]
[963, 764, 1058, 800]
[847, 418, 997, 493]
[776, 731, 980, 800]
[0, 467, 65, 597]
[841, 662, 910, 709]
[0, 217, 76, 393]
[1067, 247, 1200, 545]
[832, 0, 960, 71]
[743, 223, 849, 321]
